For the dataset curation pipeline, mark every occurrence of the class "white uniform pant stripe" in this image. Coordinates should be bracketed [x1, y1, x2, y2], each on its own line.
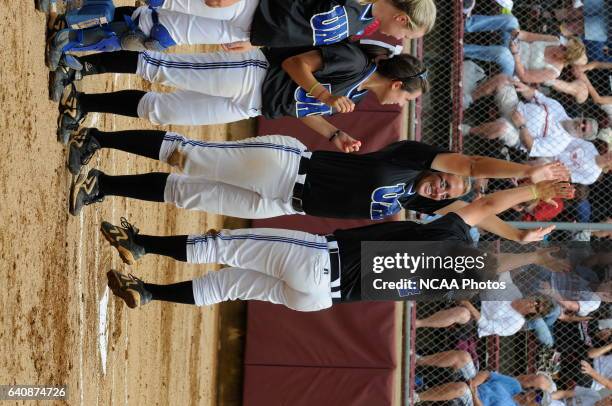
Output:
[186, 228, 331, 294]
[161, 134, 304, 218]
[136, 50, 268, 97]
[136, 50, 267, 125]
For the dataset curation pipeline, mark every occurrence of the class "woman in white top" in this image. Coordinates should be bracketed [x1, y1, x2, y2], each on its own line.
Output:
[464, 14, 586, 83]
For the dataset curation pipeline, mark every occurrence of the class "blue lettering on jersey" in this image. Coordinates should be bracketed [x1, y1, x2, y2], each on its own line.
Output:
[295, 84, 333, 117]
[310, 5, 349, 46]
[370, 183, 416, 220]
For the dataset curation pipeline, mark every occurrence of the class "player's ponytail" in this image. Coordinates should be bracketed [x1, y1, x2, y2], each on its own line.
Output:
[356, 40, 430, 95]
[377, 53, 430, 95]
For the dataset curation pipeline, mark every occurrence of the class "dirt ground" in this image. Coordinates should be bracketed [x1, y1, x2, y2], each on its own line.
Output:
[0, 2, 253, 405]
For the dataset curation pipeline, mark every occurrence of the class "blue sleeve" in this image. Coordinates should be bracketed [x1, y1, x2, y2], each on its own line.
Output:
[489, 372, 523, 396]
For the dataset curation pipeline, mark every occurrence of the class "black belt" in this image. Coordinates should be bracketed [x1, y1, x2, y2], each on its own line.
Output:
[326, 235, 341, 300]
[291, 156, 310, 213]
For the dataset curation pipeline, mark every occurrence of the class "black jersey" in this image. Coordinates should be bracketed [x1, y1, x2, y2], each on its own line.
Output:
[302, 141, 456, 219]
[333, 213, 474, 301]
[250, 0, 375, 47]
[260, 41, 375, 119]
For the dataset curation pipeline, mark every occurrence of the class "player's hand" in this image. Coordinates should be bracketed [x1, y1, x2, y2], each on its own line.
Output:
[220, 40, 255, 52]
[205, 0, 240, 7]
[535, 180, 575, 207]
[332, 131, 361, 153]
[536, 247, 571, 273]
[519, 225, 556, 243]
[321, 94, 355, 113]
[581, 361, 595, 376]
[511, 109, 526, 128]
[528, 161, 570, 183]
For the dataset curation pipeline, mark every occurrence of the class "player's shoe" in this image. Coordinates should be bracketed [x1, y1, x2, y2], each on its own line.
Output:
[67, 128, 101, 175]
[46, 28, 70, 71]
[69, 168, 104, 216]
[100, 218, 145, 265]
[58, 83, 85, 144]
[107, 270, 152, 309]
[49, 61, 82, 102]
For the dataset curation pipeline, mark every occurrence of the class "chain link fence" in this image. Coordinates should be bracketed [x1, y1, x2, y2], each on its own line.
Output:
[408, 1, 611, 404]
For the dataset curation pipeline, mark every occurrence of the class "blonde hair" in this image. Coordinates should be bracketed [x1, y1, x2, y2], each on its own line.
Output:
[564, 37, 586, 65]
[363, 0, 437, 33]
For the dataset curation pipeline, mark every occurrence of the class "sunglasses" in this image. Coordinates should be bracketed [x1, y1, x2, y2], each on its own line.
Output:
[579, 118, 590, 134]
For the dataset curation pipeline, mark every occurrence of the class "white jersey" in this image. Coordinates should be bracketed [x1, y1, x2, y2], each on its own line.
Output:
[557, 139, 602, 185]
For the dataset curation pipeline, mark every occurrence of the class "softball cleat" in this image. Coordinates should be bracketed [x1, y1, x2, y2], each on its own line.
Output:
[107, 270, 152, 309]
[100, 218, 145, 265]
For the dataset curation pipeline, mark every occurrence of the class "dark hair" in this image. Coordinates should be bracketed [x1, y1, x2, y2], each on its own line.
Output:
[357, 43, 430, 95]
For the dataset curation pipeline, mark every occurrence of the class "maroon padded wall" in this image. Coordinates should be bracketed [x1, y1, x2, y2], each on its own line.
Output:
[243, 34, 406, 405]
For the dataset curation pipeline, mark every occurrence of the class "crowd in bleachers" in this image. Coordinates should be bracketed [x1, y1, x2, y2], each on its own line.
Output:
[412, 1, 611, 404]
[452, 0, 612, 242]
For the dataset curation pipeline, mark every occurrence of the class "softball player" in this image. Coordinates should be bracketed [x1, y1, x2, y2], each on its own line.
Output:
[101, 180, 574, 311]
[68, 127, 568, 238]
[56, 42, 429, 150]
[46, 0, 436, 71]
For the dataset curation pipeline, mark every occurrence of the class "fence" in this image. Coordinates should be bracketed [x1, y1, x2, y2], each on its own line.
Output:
[408, 0, 612, 404]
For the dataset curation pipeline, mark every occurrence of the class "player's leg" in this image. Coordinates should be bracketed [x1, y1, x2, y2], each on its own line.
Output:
[136, 89, 258, 126]
[100, 223, 332, 295]
[136, 49, 268, 97]
[192, 267, 332, 311]
[68, 130, 305, 209]
[69, 169, 297, 218]
[50, 51, 140, 102]
[107, 268, 332, 312]
[57, 84, 146, 143]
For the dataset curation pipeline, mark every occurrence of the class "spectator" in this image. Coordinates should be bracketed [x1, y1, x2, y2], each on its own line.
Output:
[414, 370, 555, 404]
[463, 75, 599, 158]
[557, 138, 612, 185]
[414, 295, 555, 338]
[463, 14, 586, 82]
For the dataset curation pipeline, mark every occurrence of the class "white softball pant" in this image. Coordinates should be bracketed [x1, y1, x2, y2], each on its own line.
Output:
[160, 134, 307, 218]
[190, 228, 333, 312]
[136, 49, 267, 125]
[135, 0, 257, 45]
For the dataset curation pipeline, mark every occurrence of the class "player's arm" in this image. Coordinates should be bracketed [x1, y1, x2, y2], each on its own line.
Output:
[454, 181, 574, 227]
[430, 153, 569, 182]
[434, 200, 555, 243]
[299, 115, 361, 153]
[281, 50, 355, 113]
